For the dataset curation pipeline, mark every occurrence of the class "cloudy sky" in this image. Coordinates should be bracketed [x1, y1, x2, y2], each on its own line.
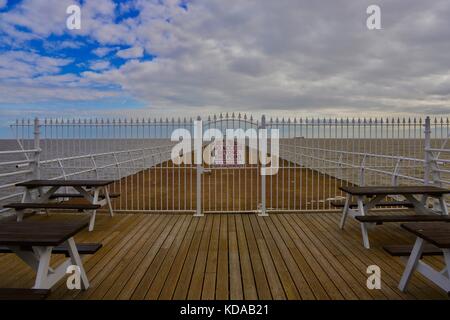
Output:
[0, 0, 449, 133]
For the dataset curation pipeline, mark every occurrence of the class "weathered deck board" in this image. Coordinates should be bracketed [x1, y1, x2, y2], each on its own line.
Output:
[0, 212, 448, 300]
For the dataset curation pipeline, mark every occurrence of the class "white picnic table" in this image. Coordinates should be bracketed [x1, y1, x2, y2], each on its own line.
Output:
[15, 179, 116, 231]
[0, 219, 90, 290]
[339, 185, 450, 248]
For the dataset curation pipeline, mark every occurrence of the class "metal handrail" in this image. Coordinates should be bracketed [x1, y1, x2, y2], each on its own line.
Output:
[0, 149, 40, 155]
[280, 147, 426, 184]
[40, 143, 174, 164]
[282, 144, 426, 163]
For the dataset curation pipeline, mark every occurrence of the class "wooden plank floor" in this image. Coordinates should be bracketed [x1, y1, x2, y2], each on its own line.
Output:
[0, 212, 448, 300]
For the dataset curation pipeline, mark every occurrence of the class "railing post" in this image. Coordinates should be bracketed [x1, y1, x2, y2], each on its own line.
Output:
[259, 115, 267, 216]
[391, 158, 401, 186]
[359, 154, 366, 186]
[90, 155, 99, 180]
[424, 116, 431, 185]
[195, 116, 203, 217]
[113, 152, 121, 180]
[33, 117, 41, 179]
[337, 152, 344, 180]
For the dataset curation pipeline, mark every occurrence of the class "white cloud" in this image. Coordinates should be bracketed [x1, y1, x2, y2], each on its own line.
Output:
[90, 60, 110, 71]
[116, 46, 144, 59]
[1, 0, 450, 117]
[0, 0, 7, 9]
[93, 47, 115, 57]
[1, 0, 79, 36]
[0, 51, 71, 79]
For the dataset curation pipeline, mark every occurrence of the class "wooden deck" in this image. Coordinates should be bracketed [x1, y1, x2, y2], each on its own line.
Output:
[0, 212, 448, 300]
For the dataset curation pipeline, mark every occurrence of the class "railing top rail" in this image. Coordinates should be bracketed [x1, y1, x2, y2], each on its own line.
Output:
[426, 148, 450, 153]
[40, 143, 174, 164]
[284, 145, 426, 162]
[0, 149, 40, 155]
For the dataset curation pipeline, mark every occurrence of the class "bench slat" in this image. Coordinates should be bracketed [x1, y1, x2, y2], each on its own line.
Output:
[339, 185, 450, 196]
[49, 193, 120, 199]
[4, 202, 101, 211]
[0, 288, 50, 300]
[0, 243, 102, 256]
[355, 215, 450, 224]
[331, 201, 413, 208]
[383, 244, 443, 257]
[16, 180, 114, 188]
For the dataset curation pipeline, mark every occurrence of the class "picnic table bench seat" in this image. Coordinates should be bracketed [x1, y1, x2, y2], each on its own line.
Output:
[49, 192, 120, 199]
[0, 288, 50, 300]
[4, 202, 101, 211]
[331, 200, 413, 208]
[383, 244, 443, 257]
[0, 243, 102, 257]
[355, 215, 450, 225]
[339, 185, 450, 196]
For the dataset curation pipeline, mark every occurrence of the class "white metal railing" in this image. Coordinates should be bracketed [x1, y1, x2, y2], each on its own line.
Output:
[1, 114, 449, 214]
[280, 145, 426, 185]
[0, 145, 41, 213]
[40, 144, 174, 180]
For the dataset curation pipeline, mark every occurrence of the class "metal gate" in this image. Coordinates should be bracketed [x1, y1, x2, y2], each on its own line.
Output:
[200, 114, 261, 214]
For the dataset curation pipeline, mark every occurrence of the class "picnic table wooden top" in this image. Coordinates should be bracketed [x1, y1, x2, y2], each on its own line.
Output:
[16, 179, 115, 188]
[339, 185, 450, 196]
[0, 218, 89, 246]
[401, 222, 450, 248]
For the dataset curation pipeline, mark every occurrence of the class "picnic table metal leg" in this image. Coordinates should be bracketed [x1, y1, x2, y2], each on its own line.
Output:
[38, 186, 59, 203]
[9, 246, 40, 271]
[399, 237, 425, 292]
[66, 238, 90, 289]
[10, 241, 91, 291]
[22, 188, 32, 202]
[438, 195, 449, 216]
[443, 251, 450, 279]
[18, 188, 33, 222]
[420, 194, 428, 207]
[33, 247, 53, 289]
[104, 187, 114, 217]
[16, 210, 24, 222]
[410, 249, 450, 292]
[404, 194, 433, 215]
[357, 196, 370, 249]
[440, 266, 448, 278]
[88, 188, 100, 232]
[339, 193, 351, 229]
[38, 187, 50, 217]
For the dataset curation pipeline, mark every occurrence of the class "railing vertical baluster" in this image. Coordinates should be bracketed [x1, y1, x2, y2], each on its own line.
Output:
[32, 118, 41, 180]
[259, 115, 267, 216]
[424, 116, 431, 185]
[195, 116, 203, 216]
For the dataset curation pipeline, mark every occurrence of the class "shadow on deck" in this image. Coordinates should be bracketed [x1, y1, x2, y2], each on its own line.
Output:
[0, 212, 448, 300]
